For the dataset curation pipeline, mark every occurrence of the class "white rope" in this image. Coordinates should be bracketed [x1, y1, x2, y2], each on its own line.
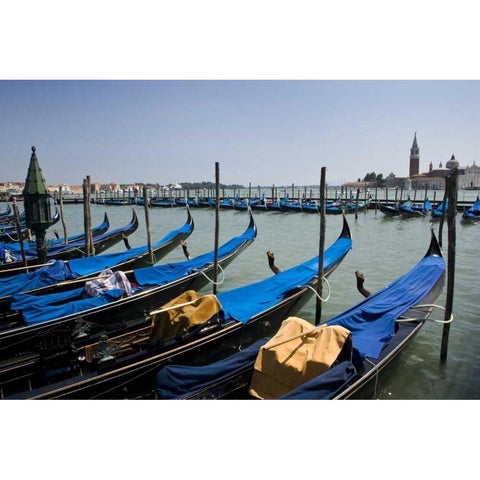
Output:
[305, 275, 331, 303]
[396, 303, 454, 324]
[192, 263, 225, 286]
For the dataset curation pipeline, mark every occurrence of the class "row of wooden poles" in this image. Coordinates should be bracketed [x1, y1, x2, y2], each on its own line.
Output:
[38, 166, 461, 362]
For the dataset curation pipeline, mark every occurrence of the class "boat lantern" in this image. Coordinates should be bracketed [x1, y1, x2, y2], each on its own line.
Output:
[23, 146, 52, 264]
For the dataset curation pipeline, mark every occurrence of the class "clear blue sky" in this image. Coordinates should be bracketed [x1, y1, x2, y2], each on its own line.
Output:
[1, 80, 478, 187]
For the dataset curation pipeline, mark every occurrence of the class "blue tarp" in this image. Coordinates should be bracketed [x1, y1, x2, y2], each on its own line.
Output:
[217, 236, 352, 324]
[11, 287, 125, 325]
[155, 338, 269, 399]
[11, 222, 255, 325]
[325, 254, 444, 359]
[278, 361, 357, 399]
[0, 260, 78, 298]
[133, 225, 255, 286]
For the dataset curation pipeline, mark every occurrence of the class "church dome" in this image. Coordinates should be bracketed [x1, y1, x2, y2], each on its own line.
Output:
[446, 154, 459, 169]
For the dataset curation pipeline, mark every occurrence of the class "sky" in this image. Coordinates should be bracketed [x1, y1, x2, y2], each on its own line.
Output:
[1, 79, 479, 188]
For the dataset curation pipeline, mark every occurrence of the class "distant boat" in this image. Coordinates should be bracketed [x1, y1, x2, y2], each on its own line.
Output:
[462, 196, 480, 223]
[431, 200, 449, 219]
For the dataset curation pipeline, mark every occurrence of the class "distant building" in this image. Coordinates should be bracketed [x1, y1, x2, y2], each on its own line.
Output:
[409, 132, 420, 177]
[459, 162, 480, 189]
[407, 133, 470, 190]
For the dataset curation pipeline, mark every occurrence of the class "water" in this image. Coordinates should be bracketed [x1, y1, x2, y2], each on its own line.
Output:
[6, 199, 480, 399]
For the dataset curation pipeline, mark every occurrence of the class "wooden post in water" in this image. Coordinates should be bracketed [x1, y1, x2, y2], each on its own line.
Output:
[12, 198, 28, 269]
[143, 185, 154, 264]
[355, 188, 360, 219]
[83, 177, 93, 257]
[315, 167, 327, 326]
[213, 162, 220, 294]
[438, 183, 449, 248]
[375, 184, 378, 214]
[424, 184, 428, 202]
[58, 185, 69, 244]
[87, 176, 93, 253]
[364, 183, 367, 214]
[440, 169, 458, 362]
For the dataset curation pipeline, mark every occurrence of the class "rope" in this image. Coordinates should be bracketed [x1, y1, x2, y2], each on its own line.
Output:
[305, 275, 331, 303]
[396, 304, 454, 324]
[192, 263, 225, 286]
[143, 251, 157, 265]
[3, 232, 20, 242]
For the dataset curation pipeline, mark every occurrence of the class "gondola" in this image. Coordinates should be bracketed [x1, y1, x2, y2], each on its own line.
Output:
[2, 215, 351, 399]
[0, 208, 194, 310]
[0, 210, 139, 275]
[281, 200, 303, 213]
[0, 211, 258, 395]
[399, 198, 431, 218]
[196, 197, 215, 208]
[431, 200, 449, 219]
[379, 203, 400, 216]
[462, 196, 480, 223]
[104, 199, 133, 206]
[154, 228, 445, 400]
[150, 198, 176, 208]
[218, 198, 235, 209]
[0, 204, 12, 220]
[3, 212, 109, 248]
[0, 208, 61, 243]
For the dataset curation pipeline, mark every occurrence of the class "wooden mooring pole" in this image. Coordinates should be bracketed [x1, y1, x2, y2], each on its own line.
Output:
[12, 198, 28, 269]
[58, 185, 68, 244]
[438, 184, 448, 248]
[83, 177, 93, 257]
[315, 167, 327, 326]
[440, 169, 458, 362]
[213, 162, 220, 294]
[143, 185, 154, 264]
[355, 187, 360, 219]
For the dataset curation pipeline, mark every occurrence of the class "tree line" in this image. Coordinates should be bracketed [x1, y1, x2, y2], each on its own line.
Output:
[356, 172, 396, 187]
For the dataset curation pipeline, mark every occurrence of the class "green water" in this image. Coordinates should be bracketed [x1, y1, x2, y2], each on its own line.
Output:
[15, 199, 480, 399]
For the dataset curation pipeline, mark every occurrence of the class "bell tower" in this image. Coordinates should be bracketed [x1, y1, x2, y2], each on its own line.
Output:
[409, 132, 419, 177]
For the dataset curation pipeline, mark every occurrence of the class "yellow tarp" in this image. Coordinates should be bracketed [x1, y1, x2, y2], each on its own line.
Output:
[150, 290, 222, 341]
[248, 316, 351, 399]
